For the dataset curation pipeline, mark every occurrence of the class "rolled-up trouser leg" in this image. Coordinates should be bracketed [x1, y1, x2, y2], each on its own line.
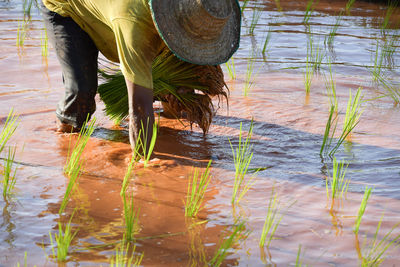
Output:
[40, 3, 99, 128]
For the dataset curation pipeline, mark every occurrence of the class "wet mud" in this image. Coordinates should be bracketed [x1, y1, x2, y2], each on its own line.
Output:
[1, 0, 400, 266]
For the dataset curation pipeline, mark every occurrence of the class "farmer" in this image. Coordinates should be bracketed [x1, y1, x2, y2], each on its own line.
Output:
[40, 0, 241, 152]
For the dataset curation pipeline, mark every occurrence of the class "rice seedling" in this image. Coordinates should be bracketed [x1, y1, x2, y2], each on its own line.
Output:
[259, 187, 284, 248]
[325, 157, 350, 208]
[243, 55, 257, 96]
[110, 236, 144, 267]
[120, 155, 136, 197]
[134, 119, 157, 168]
[303, 0, 318, 24]
[41, 26, 48, 58]
[304, 55, 313, 93]
[64, 116, 96, 176]
[381, 0, 398, 34]
[229, 121, 257, 204]
[295, 245, 307, 267]
[308, 34, 325, 71]
[98, 48, 228, 134]
[49, 212, 78, 262]
[375, 74, 400, 104]
[345, 0, 356, 14]
[329, 87, 364, 157]
[372, 40, 385, 83]
[262, 27, 272, 54]
[23, 0, 34, 19]
[208, 219, 249, 267]
[2, 146, 18, 199]
[59, 163, 81, 215]
[248, 5, 262, 35]
[360, 213, 400, 266]
[122, 192, 140, 241]
[320, 105, 338, 156]
[16, 20, 29, 47]
[325, 14, 342, 48]
[324, 59, 338, 111]
[0, 108, 18, 155]
[225, 58, 236, 80]
[382, 34, 399, 69]
[15, 252, 33, 267]
[354, 186, 373, 235]
[184, 160, 212, 218]
[241, 0, 250, 13]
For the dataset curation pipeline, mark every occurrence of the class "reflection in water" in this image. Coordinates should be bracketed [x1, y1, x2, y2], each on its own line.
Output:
[1, 200, 16, 250]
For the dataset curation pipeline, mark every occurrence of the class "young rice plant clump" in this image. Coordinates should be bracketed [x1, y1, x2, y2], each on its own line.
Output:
[123, 192, 140, 241]
[184, 160, 212, 218]
[325, 157, 350, 208]
[64, 117, 96, 176]
[49, 213, 78, 262]
[229, 121, 257, 204]
[360, 213, 400, 266]
[110, 236, 144, 267]
[2, 146, 18, 199]
[259, 188, 285, 248]
[354, 186, 373, 235]
[0, 108, 19, 155]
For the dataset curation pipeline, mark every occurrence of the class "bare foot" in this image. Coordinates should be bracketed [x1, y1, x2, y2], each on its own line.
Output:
[56, 122, 81, 133]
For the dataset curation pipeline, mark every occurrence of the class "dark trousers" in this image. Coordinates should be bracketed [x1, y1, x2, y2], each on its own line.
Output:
[40, 3, 99, 128]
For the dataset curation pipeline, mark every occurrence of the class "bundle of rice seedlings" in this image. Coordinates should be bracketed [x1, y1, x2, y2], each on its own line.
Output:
[98, 47, 228, 134]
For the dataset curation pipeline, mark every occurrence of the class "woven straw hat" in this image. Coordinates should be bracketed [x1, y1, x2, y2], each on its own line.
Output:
[149, 0, 241, 66]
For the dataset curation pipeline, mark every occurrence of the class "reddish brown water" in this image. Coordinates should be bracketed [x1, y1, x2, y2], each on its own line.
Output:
[1, 0, 400, 266]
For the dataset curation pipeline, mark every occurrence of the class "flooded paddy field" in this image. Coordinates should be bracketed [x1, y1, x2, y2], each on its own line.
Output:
[1, 0, 400, 266]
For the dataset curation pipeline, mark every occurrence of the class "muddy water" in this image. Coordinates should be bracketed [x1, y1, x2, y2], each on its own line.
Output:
[1, 0, 400, 266]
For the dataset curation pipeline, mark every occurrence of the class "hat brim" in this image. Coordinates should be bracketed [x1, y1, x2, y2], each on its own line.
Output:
[149, 0, 241, 66]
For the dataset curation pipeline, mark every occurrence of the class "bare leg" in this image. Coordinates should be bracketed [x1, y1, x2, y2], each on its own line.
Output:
[125, 78, 154, 154]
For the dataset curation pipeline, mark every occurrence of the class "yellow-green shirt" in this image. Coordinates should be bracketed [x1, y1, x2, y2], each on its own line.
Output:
[43, 0, 164, 89]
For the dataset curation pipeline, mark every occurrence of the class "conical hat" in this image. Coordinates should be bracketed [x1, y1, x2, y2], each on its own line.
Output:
[149, 0, 241, 65]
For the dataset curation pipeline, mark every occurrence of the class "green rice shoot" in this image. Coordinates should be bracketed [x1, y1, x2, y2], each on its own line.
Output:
[295, 244, 307, 267]
[135, 119, 157, 168]
[16, 20, 29, 47]
[41, 25, 48, 58]
[325, 14, 342, 48]
[0, 108, 19, 155]
[120, 155, 136, 197]
[243, 54, 257, 96]
[2, 146, 18, 199]
[249, 5, 262, 35]
[303, 0, 317, 24]
[345, 0, 356, 14]
[325, 157, 350, 207]
[225, 58, 236, 80]
[360, 213, 400, 266]
[304, 52, 313, 93]
[324, 59, 338, 112]
[381, 0, 398, 33]
[49, 212, 78, 262]
[262, 27, 272, 54]
[259, 187, 284, 248]
[123, 192, 140, 241]
[308, 34, 325, 71]
[329, 87, 364, 157]
[320, 105, 339, 156]
[229, 121, 257, 204]
[354, 186, 373, 235]
[375, 74, 400, 104]
[184, 160, 212, 217]
[64, 116, 96, 176]
[208, 219, 249, 267]
[59, 162, 82, 215]
[110, 236, 144, 267]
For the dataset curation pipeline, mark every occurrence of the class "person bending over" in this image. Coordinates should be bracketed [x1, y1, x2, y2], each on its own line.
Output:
[41, 0, 240, 152]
